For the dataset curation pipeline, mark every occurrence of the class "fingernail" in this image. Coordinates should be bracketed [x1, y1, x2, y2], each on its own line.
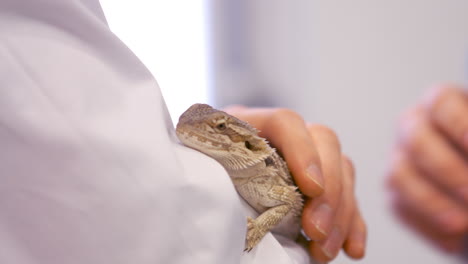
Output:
[320, 227, 343, 259]
[307, 164, 324, 189]
[457, 186, 468, 204]
[311, 203, 333, 236]
[434, 209, 468, 233]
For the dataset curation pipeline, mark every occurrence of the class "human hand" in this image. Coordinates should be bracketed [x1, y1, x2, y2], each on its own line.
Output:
[224, 106, 367, 262]
[387, 85, 468, 252]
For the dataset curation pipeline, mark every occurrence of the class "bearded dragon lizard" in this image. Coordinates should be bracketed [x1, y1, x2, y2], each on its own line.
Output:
[176, 103, 303, 252]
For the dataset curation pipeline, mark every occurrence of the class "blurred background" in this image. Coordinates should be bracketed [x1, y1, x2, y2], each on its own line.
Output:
[99, 1, 468, 263]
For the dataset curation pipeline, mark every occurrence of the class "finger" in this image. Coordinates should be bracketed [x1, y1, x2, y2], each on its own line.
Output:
[398, 108, 468, 205]
[343, 210, 367, 259]
[392, 199, 466, 253]
[341, 156, 367, 259]
[423, 85, 468, 152]
[309, 155, 363, 262]
[223, 107, 325, 197]
[387, 149, 468, 235]
[302, 124, 343, 242]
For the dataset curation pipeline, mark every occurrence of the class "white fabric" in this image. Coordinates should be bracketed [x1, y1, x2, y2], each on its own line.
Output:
[0, 1, 311, 263]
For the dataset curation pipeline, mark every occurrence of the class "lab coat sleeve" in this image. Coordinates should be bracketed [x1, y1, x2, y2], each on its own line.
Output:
[0, 1, 314, 263]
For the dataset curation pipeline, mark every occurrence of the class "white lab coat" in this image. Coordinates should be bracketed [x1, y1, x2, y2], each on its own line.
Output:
[0, 0, 311, 263]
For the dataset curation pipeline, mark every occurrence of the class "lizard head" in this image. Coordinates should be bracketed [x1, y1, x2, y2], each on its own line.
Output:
[176, 103, 274, 170]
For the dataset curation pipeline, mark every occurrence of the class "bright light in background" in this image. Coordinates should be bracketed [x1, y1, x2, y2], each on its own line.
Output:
[99, 0, 209, 123]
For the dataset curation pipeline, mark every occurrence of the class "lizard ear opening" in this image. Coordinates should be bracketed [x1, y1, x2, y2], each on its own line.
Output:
[244, 137, 269, 152]
[245, 141, 253, 150]
[264, 156, 274, 166]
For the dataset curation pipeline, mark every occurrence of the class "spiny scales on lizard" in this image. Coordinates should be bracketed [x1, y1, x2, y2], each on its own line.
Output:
[176, 103, 303, 252]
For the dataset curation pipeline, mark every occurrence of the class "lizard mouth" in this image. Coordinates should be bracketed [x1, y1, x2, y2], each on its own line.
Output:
[175, 129, 226, 151]
[176, 128, 272, 170]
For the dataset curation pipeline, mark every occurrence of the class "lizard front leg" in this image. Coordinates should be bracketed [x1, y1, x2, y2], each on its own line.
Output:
[245, 185, 303, 251]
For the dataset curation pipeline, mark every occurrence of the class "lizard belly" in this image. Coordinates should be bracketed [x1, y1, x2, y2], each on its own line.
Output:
[233, 174, 303, 238]
[233, 175, 294, 213]
[235, 179, 270, 213]
[235, 175, 302, 242]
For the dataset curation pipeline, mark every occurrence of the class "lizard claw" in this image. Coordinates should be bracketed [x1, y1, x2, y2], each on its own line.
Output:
[244, 217, 263, 252]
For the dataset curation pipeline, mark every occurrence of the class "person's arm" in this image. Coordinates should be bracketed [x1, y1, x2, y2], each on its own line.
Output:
[387, 84, 468, 252]
[224, 106, 367, 262]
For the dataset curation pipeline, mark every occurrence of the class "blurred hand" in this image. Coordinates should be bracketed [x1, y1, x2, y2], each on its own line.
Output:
[387, 84, 468, 252]
[224, 106, 367, 262]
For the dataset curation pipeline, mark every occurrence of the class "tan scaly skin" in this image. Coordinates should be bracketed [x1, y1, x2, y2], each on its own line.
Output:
[176, 103, 304, 252]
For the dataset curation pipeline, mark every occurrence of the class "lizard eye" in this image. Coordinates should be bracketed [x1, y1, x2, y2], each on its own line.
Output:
[216, 122, 227, 130]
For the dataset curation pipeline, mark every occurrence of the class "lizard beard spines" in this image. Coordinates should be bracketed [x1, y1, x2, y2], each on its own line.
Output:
[218, 150, 273, 171]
